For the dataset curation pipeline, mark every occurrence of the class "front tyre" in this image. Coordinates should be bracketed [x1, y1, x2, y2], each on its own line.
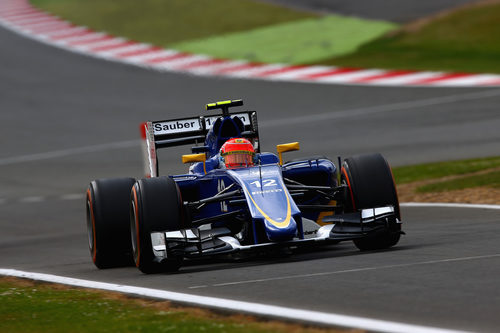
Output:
[342, 153, 401, 251]
[131, 177, 184, 274]
[86, 178, 136, 268]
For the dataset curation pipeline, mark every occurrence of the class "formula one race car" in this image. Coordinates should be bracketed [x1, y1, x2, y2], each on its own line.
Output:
[86, 99, 403, 273]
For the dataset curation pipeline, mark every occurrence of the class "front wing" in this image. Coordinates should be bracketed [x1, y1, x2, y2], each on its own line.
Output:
[150, 206, 401, 261]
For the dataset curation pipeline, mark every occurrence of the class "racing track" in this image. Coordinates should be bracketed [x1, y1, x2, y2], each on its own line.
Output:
[1, 9, 500, 333]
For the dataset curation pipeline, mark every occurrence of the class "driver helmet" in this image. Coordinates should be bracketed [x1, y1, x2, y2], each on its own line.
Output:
[220, 138, 255, 169]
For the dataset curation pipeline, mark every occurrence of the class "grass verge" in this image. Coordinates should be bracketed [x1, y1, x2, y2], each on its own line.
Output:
[416, 170, 500, 193]
[172, 16, 396, 64]
[30, 0, 317, 46]
[30, 0, 500, 74]
[29, 0, 395, 65]
[319, 1, 500, 73]
[392, 156, 500, 185]
[0, 277, 338, 333]
[393, 156, 500, 203]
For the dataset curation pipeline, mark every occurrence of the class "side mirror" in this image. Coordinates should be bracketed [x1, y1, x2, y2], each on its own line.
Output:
[191, 145, 209, 154]
[276, 142, 300, 165]
[182, 153, 207, 174]
[240, 131, 255, 138]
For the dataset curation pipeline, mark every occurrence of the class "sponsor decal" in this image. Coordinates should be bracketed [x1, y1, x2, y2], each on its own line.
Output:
[218, 178, 228, 212]
[153, 113, 251, 136]
[251, 189, 283, 195]
[205, 113, 250, 127]
[172, 176, 197, 181]
[153, 118, 201, 135]
[249, 178, 282, 195]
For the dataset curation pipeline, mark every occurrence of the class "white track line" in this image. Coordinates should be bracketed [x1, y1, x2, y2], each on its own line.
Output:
[189, 253, 500, 289]
[0, 140, 140, 166]
[0, 89, 499, 167]
[260, 88, 500, 127]
[19, 196, 44, 203]
[0, 268, 471, 333]
[401, 202, 500, 210]
[60, 193, 84, 201]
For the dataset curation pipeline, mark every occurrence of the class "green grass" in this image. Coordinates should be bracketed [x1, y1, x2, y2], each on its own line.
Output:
[319, 2, 500, 73]
[0, 278, 327, 333]
[30, 0, 395, 65]
[392, 156, 500, 185]
[392, 156, 500, 194]
[416, 170, 500, 193]
[30, 0, 500, 73]
[172, 16, 396, 64]
[30, 0, 317, 46]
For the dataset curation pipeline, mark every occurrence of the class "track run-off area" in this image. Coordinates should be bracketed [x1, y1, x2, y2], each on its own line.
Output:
[1, 1, 500, 332]
[1, 0, 500, 87]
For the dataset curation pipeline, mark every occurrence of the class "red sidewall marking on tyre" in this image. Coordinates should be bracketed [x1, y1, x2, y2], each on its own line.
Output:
[131, 185, 141, 267]
[341, 167, 356, 211]
[86, 188, 97, 263]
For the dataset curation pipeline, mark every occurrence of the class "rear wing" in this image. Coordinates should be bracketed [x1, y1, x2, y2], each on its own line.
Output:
[141, 111, 259, 177]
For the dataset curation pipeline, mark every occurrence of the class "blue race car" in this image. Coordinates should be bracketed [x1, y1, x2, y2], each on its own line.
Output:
[86, 99, 403, 273]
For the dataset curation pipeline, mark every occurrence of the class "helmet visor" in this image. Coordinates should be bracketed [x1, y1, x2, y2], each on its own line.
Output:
[224, 152, 254, 168]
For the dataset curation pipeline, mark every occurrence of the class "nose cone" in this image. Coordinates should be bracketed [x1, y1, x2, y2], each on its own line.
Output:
[227, 165, 302, 242]
[264, 216, 298, 241]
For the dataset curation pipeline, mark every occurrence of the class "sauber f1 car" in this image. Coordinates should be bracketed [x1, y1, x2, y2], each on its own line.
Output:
[86, 100, 403, 273]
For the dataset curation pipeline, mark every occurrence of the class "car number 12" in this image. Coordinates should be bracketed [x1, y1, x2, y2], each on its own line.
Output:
[249, 179, 277, 188]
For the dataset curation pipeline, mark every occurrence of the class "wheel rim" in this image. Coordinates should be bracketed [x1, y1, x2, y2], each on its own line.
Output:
[130, 199, 139, 263]
[86, 199, 94, 252]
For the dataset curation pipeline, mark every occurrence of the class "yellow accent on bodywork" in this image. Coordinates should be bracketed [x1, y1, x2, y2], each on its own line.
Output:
[182, 153, 206, 164]
[276, 142, 300, 165]
[182, 153, 206, 173]
[206, 99, 240, 110]
[316, 200, 336, 226]
[241, 183, 292, 228]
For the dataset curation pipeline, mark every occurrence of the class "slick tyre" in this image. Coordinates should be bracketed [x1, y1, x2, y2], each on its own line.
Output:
[131, 177, 184, 274]
[86, 178, 136, 269]
[341, 153, 401, 251]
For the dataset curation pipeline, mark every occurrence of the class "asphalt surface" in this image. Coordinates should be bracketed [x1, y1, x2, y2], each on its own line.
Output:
[260, 0, 481, 22]
[1, 13, 500, 333]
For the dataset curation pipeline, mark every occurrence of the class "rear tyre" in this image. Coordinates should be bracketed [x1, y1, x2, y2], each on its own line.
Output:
[341, 153, 401, 251]
[86, 178, 136, 268]
[131, 177, 184, 274]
